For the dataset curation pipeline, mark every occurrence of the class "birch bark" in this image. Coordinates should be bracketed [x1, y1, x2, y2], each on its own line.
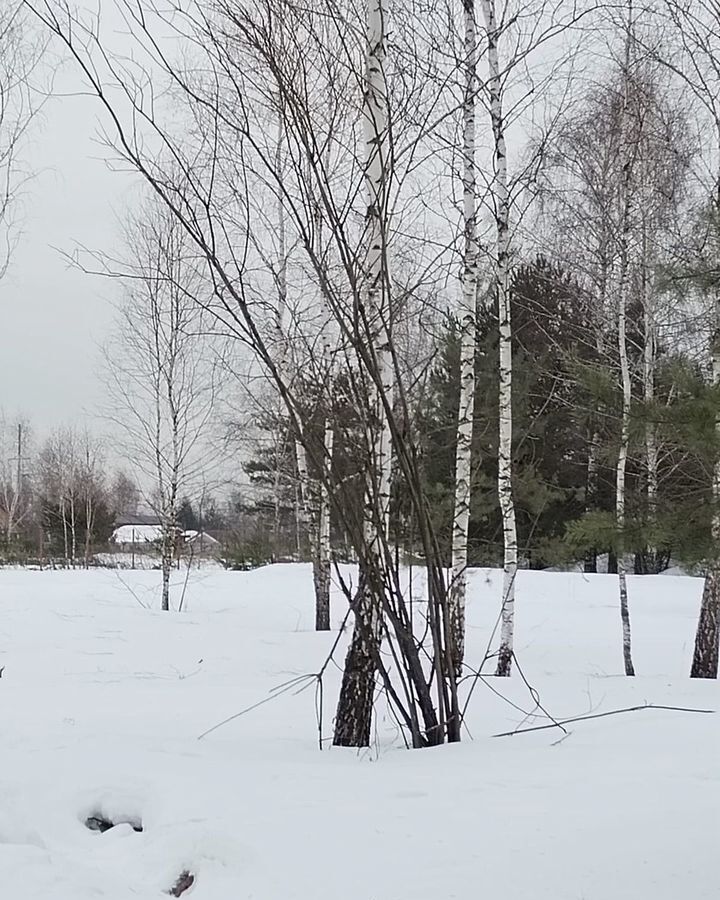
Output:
[275, 110, 333, 627]
[615, 16, 636, 675]
[449, 0, 479, 677]
[616, 252, 635, 675]
[480, 0, 518, 677]
[313, 418, 333, 631]
[642, 234, 659, 573]
[334, 0, 392, 746]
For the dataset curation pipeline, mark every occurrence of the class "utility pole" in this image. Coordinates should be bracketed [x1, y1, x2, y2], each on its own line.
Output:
[16, 423, 23, 500]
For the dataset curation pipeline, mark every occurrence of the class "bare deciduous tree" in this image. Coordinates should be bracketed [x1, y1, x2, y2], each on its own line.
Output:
[106, 203, 221, 610]
[38, 427, 80, 565]
[0, 414, 32, 546]
[78, 431, 106, 568]
[0, 2, 44, 278]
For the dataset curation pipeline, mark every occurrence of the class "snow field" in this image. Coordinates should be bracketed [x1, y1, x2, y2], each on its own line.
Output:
[0, 564, 717, 899]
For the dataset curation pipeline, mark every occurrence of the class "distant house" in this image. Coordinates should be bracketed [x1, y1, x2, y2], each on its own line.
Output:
[111, 516, 222, 557]
[111, 523, 164, 545]
[111, 514, 164, 546]
[182, 530, 222, 558]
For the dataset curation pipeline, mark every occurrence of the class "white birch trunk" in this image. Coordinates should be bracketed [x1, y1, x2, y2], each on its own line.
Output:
[275, 110, 332, 624]
[481, 0, 517, 677]
[295, 430, 330, 632]
[314, 58, 336, 634]
[61, 494, 69, 565]
[295, 437, 315, 551]
[272, 446, 283, 560]
[159, 458, 179, 612]
[334, 0, 391, 746]
[361, 0, 392, 528]
[616, 264, 635, 675]
[274, 113, 289, 563]
[313, 419, 333, 631]
[616, 11, 636, 676]
[643, 244, 659, 572]
[161, 521, 174, 612]
[584, 427, 601, 573]
[449, 0, 479, 677]
[69, 494, 77, 568]
[364, 0, 393, 557]
[85, 492, 93, 569]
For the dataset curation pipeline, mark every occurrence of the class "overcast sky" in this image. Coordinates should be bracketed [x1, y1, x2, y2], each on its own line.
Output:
[0, 46, 137, 438]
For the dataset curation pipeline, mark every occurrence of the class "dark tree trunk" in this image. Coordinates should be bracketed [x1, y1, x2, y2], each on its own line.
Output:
[691, 568, 720, 678]
[635, 549, 666, 575]
[583, 549, 597, 574]
[313, 556, 331, 631]
[495, 642, 512, 677]
[333, 580, 378, 747]
[619, 567, 635, 677]
[607, 550, 618, 574]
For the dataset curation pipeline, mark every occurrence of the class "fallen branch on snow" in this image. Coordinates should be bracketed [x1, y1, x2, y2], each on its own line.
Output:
[493, 703, 715, 738]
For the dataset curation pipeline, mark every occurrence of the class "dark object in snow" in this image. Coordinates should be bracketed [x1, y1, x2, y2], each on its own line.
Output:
[167, 870, 195, 897]
[0, 665, 4, 678]
[85, 813, 143, 833]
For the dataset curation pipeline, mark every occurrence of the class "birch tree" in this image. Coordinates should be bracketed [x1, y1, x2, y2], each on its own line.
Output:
[613, 3, 640, 675]
[0, 2, 43, 278]
[106, 203, 220, 611]
[467, 0, 597, 674]
[310, 182, 337, 635]
[78, 431, 106, 568]
[448, 0, 479, 676]
[479, 0, 518, 677]
[270, 117, 335, 631]
[333, 0, 394, 745]
[38, 427, 80, 565]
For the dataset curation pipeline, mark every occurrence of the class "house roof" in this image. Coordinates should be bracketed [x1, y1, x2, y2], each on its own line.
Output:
[112, 524, 164, 544]
[114, 513, 162, 528]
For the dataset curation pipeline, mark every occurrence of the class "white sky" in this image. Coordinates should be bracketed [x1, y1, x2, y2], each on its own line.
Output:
[0, 44, 136, 436]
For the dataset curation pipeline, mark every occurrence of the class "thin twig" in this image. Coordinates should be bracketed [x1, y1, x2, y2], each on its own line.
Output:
[493, 703, 715, 738]
[111, 569, 149, 609]
[178, 548, 194, 612]
[512, 652, 567, 735]
[198, 599, 353, 744]
[197, 674, 316, 740]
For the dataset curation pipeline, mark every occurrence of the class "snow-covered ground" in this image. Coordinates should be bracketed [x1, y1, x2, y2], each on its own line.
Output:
[0, 564, 717, 899]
